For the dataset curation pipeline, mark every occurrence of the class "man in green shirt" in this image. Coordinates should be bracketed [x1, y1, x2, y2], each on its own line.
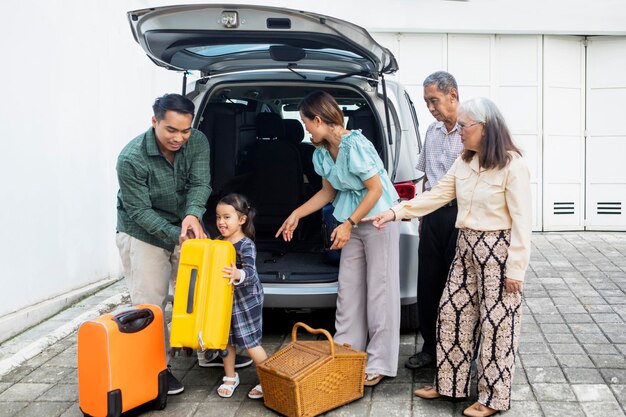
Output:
[115, 93, 210, 395]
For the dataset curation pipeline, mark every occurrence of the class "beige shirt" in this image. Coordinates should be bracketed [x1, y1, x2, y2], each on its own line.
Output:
[393, 153, 532, 281]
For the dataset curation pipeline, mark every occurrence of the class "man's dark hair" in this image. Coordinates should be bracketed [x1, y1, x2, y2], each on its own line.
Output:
[423, 71, 459, 99]
[152, 93, 195, 121]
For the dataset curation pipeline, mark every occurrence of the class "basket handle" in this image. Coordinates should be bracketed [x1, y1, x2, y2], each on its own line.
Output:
[291, 322, 335, 357]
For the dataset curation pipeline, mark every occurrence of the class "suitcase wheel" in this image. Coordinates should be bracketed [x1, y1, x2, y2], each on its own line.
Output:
[152, 394, 167, 410]
[219, 349, 229, 358]
[154, 369, 168, 410]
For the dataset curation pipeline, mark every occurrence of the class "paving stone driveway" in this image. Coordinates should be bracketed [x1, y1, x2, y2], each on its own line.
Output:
[0, 232, 626, 416]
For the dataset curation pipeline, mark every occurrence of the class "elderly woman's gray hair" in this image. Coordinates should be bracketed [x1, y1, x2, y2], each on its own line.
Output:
[459, 97, 522, 170]
[458, 97, 505, 125]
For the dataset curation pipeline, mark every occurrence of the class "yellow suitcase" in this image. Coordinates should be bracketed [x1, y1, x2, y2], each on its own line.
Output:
[170, 239, 235, 352]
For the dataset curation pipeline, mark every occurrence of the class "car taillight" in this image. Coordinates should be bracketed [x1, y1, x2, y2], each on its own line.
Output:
[394, 181, 416, 200]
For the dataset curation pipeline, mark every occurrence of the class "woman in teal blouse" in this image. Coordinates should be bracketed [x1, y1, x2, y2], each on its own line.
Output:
[276, 91, 401, 386]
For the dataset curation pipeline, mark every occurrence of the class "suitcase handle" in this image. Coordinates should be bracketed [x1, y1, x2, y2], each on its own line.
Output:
[186, 269, 198, 314]
[112, 308, 154, 333]
[292, 322, 335, 357]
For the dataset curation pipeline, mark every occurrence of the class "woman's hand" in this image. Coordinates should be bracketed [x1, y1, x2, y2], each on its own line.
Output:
[505, 278, 523, 293]
[330, 222, 352, 249]
[276, 212, 300, 241]
[361, 209, 396, 230]
[222, 262, 240, 285]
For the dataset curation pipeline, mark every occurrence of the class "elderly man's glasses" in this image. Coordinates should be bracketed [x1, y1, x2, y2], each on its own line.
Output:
[458, 121, 481, 131]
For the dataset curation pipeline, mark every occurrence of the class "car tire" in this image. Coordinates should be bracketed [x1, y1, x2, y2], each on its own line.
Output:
[400, 302, 419, 330]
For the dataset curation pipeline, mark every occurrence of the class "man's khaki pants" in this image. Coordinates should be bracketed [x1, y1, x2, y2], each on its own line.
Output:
[116, 232, 180, 359]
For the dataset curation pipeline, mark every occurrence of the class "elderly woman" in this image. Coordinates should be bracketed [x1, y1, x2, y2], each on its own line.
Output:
[277, 91, 400, 386]
[364, 97, 531, 417]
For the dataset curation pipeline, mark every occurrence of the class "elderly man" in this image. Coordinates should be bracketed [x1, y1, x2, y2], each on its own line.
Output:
[405, 71, 464, 370]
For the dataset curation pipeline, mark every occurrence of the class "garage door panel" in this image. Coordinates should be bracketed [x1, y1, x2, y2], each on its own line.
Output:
[448, 35, 492, 85]
[396, 34, 447, 86]
[496, 36, 541, 85]
[544, 88, 583, 135]
[514, 135, 540, 180]
[586, 184, 626, 229]
[530, 182, 540, 230]
[587, 38, 626, 87]
[497, 87, 538, 133]
[544, 135, 584, 182]
[587, 137, 626, 182]
[544, 37, 584, 87]
[543, 36, 585, 231]
[459, 85, 492, 101]
[586, 35, 626, 229]
[543, 183, 584, 230]
[587, 88, 626, 136]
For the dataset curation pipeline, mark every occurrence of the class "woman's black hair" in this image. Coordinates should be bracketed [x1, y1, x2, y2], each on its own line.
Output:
[298, 90, 344, 127]
[217, 193, 256, 240]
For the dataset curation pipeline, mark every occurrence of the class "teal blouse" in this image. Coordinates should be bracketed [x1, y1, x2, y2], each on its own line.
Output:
[313, 130, 399, 222]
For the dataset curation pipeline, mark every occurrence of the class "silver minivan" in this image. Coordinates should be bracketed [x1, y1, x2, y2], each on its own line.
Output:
[128, 4, 423, 328]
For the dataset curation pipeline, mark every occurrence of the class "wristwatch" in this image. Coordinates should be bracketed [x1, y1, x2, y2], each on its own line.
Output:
[347, 217, 358, 228]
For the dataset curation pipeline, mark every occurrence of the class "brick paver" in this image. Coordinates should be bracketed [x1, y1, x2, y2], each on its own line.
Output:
[0, 232, 625, 416]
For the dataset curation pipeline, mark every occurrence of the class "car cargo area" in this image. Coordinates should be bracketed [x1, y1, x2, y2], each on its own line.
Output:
[198, 83, 385, 284]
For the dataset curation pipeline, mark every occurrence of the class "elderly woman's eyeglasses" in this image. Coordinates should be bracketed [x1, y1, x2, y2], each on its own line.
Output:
[458, 121, 481, 131]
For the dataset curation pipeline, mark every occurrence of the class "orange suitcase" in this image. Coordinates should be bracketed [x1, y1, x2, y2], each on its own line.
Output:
[170, 239, 235, 353]
[77, 304, 167, 417]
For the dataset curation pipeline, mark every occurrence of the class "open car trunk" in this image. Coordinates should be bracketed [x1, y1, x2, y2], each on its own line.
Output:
[198, 82, 385, 286]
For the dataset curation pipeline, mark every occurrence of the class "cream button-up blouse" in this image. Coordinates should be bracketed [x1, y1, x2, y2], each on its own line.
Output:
[393, 152, 532, 281]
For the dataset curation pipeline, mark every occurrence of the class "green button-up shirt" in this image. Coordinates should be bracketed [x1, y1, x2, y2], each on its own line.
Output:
[116, 127, 211, 251]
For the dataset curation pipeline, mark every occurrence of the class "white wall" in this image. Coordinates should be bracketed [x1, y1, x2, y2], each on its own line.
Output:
[1, 0, 625, 328]
[0, 1, 183, 319]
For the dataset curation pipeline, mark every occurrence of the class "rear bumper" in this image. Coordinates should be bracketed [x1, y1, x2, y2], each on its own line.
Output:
[262, 282, 338, 308]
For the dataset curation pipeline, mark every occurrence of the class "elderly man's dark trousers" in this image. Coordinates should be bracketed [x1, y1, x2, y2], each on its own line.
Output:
[418, 203, 458, 356]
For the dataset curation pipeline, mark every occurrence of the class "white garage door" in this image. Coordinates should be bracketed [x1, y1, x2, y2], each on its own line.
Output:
[373, 33, 626, 231]
[586, 36, 626, 230]
[373, 33, 543, 231]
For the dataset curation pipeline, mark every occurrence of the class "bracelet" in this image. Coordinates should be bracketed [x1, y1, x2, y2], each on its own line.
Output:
[390, 209, 396, 221]
[347, 217, 358, 228]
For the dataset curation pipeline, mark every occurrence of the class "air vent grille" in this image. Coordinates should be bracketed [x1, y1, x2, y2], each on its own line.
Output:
[554, 202, 575, 215]
[597, 202, 622, 215]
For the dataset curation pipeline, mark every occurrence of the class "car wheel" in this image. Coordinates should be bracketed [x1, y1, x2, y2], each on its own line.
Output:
[400, 302, 419, 330]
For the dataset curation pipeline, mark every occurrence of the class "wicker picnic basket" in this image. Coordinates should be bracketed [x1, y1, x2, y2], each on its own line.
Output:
[257, 322, 366, 417]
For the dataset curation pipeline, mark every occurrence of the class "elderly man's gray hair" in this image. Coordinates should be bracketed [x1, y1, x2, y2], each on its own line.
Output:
[423, 71, 458, 97]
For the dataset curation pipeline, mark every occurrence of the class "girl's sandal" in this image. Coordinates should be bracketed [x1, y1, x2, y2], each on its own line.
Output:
[248, 384, 263, 399]
[217, 372, 240, 398]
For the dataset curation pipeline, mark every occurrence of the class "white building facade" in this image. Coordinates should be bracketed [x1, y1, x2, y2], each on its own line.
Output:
[1, 0, 625, 341]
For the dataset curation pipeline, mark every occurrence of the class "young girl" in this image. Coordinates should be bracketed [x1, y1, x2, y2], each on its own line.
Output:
[215, 193, 268, 399]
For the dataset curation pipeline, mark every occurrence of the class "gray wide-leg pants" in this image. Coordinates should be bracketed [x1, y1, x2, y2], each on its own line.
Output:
[334, 222, 400, 377]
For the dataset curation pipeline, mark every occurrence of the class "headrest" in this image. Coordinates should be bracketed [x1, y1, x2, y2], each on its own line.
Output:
[256, 112, 285, 140]
[283, 119, 305, 145]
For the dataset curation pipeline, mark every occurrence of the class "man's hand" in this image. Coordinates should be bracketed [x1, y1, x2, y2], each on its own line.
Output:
[179, 215, 207, 245]
[362, 209, 396, 230]
[222, 262, 240, 285]
[504, 278, 523, 293]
